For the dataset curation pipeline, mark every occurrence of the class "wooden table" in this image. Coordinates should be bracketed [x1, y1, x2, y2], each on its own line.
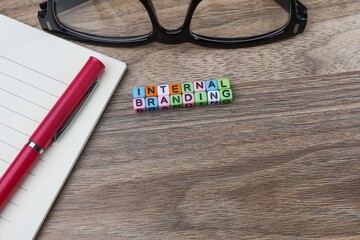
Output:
[2, 0, 360, 239]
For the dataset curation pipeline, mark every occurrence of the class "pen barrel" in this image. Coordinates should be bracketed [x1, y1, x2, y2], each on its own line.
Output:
[30, 56, 105, 149]
[0, 146, 40, 210]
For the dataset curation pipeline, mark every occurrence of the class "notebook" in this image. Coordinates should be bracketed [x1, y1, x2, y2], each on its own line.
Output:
[0, 14, 126, 239]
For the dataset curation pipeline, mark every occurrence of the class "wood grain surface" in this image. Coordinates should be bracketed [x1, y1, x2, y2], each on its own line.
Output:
[1, 0, 360, 239]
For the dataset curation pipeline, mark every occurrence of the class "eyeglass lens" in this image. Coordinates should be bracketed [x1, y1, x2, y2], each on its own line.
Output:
[54, 0, 153, 37]
[54, 0, 290, 38]
[191, 0, 290, 38]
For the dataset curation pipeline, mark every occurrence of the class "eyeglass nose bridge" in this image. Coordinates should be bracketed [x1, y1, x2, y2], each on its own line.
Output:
[153, 25, 191, 45]
[143, 0, 200, 45]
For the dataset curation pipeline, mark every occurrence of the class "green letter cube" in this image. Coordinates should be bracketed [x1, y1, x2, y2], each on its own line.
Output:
[170, 94, 183, 108]
[195, 92, 208, 106]
[220, 89, 233, 104]
[218, 78, 231, 90]
[181, 82, 194, 93]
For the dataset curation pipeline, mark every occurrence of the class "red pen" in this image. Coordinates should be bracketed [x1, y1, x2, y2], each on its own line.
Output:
[0, 56, 105, 211]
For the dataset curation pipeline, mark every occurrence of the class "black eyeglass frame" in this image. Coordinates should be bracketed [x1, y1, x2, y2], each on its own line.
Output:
[38, 0, 308, 48]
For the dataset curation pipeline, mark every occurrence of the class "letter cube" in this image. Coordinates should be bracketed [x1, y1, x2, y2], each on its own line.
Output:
[220, 89, 233, 104]
[133, 98, 146, 112]
[133, 86, 145, 98]
[157, 84, 169, 96]
[195, 92, 207, 106]
[145, 86, 158, 97]
[158, 95, 170, 110]
[183, 93, 195, 108]
[169, 84, 182, 95]
[207, 90, 220, 104]
[146, 97, 159, 111]
[181, 82, 194, 93]
[194, 81, 206, 92]
[205, 79, 218, 91]
[217, 78, 231, 90]
[170, 94, 182, 108]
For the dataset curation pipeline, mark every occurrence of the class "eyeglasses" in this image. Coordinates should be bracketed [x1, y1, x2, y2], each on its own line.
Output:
[38, 0, 308, 48]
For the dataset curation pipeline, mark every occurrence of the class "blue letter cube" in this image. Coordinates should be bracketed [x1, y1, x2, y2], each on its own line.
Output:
[146, 97, 159, 111]
[205, 79, 218, 91]
[133, 86, 145, 98]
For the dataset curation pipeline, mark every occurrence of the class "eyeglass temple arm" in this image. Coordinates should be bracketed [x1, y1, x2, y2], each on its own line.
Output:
[39, 0, 89, 14]
[274, 0, 308, 17]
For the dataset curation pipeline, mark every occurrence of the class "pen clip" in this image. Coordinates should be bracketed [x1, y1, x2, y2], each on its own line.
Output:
[53, 78, 100, 141]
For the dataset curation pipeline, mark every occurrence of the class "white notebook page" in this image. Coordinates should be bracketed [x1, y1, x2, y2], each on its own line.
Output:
[0, 15, 126, 239]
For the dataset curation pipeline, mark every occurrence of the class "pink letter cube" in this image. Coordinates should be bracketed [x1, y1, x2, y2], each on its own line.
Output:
[183, 93, 195, 108]
[158, 95, 170, 110]
[194, 81, 206, 92]
[133, 98, 146, 112]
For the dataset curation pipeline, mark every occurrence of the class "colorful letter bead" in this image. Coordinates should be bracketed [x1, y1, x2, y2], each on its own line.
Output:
[218, 78, 231, 90]
[181, 82, 194, 93]
[207, 90, 220, 104]
[220, 89, 233, 104]
[170, 94, 182, 108]
[133, 78, 232, 112]
[195, 92, 207, 106]
[158, 95, 170, 110]
[194, 81, 206, 92]
[169, 84, 182, 95]
[205, 79, 218, 91]
[145, 86, 158, 97]
[183, 93, 195, 108]
[133, 98, 146, 112]
[133, 86, 145, 98]
[157, 84, 169, 96]
[146, 97, 159, 111]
